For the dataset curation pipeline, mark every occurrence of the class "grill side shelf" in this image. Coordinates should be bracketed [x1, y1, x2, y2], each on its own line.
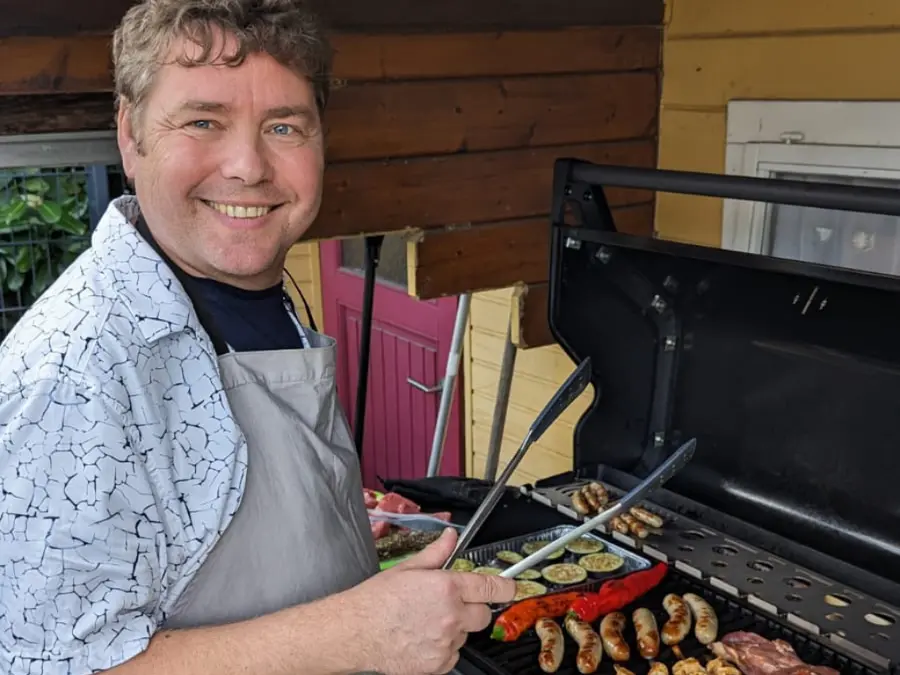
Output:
[519, 480, 900, 671]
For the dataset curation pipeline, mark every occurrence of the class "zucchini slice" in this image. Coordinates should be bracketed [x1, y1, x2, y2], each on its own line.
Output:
[578, 552, 625, 573]
[450, 558, 476, 573]
[514, 580, 548, 601]
[564, 536, 605, 555]
[473, 566, 504, 575]
[515, 569, 542, 581]
[541, 563, 589, 585]
[521, 540, 565, 560]
[496, 550, 524, 564]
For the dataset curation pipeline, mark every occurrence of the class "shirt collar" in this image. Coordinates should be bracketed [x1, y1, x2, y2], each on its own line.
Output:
[92, 195, 210, 348]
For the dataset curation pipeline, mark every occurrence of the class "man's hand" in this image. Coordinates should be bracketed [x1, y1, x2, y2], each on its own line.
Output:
[346, 527, 517, 675]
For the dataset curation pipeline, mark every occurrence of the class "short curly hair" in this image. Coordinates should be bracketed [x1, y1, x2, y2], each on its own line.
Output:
[112, 0, 333, 126]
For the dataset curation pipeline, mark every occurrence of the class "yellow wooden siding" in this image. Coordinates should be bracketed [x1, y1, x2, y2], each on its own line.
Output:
[284, 242, 324, 331]
[656, 0, 900, 245]
[463, 0, 900, 484]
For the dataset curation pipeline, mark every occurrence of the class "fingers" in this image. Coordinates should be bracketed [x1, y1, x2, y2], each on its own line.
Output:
[454, 570, 517, 605]
[459, 602, 493, 633]
[395, 527, 458, 571]
[431, 650, 461, 675]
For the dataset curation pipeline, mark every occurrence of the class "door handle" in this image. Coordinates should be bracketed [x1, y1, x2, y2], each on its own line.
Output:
[407, 377, 443, 394]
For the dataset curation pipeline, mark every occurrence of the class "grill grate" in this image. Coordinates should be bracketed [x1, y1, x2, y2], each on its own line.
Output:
[462, 573, 880, 675]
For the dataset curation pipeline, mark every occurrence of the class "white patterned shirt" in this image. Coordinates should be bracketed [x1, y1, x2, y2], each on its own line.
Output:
[0, 196, 247, 674]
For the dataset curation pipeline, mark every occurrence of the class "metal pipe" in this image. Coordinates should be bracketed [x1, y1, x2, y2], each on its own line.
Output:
[426, 292, 471, 477]
[483, 319, 517, 482]
[568, 162, 900, 217]
[353, 235, 384, 461]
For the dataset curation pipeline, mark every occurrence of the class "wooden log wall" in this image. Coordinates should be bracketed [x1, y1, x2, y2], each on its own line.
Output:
[0, 0, 663, 349]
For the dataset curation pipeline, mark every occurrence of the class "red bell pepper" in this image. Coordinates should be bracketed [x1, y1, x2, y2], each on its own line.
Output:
[490, 591, 582, 642]
[567, 562, 669, 623]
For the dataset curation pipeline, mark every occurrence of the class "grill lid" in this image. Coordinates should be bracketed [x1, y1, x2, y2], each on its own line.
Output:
[546, 160, 900, 588]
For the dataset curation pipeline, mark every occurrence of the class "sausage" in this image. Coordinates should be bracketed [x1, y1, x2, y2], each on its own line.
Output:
[588, 482, 609, 508]
[649, 663, 670, 675]
[564, 614, 603, 674]
[610, 516, 630, 534]
[632, 607, 660, 659]
[581, 486, 601, 512]
[599, 612, 630, 662]
[571, 490, 593, 515]
[630, 506, 664, 528]
[535, 618, 565, 673]
[613, 667, 637, 675]
[661, 593, 692, 646]
[621, 512, 650, 539]
[673, 658, 707, 675]
[707, 658, 740, 675]
[683, 593, 719, 645]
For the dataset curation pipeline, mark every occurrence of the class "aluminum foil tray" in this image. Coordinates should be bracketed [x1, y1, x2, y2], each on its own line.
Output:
[459, 524, 652, 612]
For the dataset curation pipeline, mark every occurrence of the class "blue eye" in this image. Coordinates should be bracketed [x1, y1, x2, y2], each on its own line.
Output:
[190, 120, 213, 129]
[272, 124, 293, 135]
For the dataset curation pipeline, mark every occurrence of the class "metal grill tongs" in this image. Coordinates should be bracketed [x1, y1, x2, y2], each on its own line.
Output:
[499, 437, 697, 578]
[441, 357, 593, 570]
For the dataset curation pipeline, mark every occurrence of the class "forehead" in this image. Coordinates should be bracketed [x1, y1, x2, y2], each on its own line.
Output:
[149, 33, 317, 113]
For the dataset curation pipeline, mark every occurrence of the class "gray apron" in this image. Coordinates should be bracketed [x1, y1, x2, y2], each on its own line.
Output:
[163, 326, 380, 629]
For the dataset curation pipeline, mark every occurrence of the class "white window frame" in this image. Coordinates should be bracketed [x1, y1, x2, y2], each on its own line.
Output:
[722, 101, 900, 254]
[0, 130, 120, 170]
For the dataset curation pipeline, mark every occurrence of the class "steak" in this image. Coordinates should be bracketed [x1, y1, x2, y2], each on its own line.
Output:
[709, 632, 840, 675]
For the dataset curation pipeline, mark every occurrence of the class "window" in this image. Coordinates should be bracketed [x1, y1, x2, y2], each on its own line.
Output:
[0, 131, 126, 339]
[722, 101, 900, 277]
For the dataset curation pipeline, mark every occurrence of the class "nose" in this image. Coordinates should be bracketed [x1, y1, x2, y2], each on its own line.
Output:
[219, 129, 272, 185]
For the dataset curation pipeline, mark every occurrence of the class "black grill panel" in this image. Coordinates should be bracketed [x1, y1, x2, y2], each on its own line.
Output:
[461, 572, 879, 675]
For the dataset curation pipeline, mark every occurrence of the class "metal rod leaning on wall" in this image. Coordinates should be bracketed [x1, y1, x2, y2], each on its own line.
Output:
[567, 162, 900, 216]
[426, 292, 472, 477]
[483, 316, 517, 482]
[353, 235, 384, 463]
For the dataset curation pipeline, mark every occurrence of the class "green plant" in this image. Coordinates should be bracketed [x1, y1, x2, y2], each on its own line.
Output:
[0, 168, 92, 335]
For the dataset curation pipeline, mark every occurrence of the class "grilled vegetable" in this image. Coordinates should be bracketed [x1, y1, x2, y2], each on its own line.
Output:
[496, 550, 524, 564]
[516, 569, 542, 580]
[450, 558, 475, 572]
[514, 580, 548, 601]
[565, 536, 605, 555]
[542, 563, 588, 585]
[491, 591, 583, 642]
[522, 540, 566, 560]
[578, 552, 624, 573]
[600, 612, 630, 661]
[473, 566, 503, 575]
[536, 618, 565, 673]
[375, 530, 441, 560]
[567, 562, 668, 623]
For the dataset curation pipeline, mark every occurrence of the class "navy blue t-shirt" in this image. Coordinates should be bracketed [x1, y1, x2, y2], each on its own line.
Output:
[134, 216, 306, 354]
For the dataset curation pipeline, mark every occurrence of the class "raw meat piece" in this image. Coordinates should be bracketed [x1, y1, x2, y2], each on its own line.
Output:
[709, 632, 839, 675]
[377, 492, 421, 514]
[363, 488, 380, 509]
[370, 520, 392, 539]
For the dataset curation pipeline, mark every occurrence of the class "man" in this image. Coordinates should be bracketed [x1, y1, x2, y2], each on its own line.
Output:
[0, 1, 515, 674]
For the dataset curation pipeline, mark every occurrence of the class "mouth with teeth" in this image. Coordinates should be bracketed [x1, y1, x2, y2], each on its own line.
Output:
[202, 200, 283, 220]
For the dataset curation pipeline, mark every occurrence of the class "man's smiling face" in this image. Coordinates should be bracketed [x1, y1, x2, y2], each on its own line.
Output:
[117, 31, 325, 290]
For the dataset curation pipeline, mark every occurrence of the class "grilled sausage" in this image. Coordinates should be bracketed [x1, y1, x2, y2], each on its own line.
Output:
[599, 612, 630, 661]
[649, 663, 670, 675]
[707, 658, 740, 675]
[672, 658, 707, 675]
[632, 607, 660, 659]
[572, 490, 593, 515]
[588, 481, 609, 508]
[613, 667, 637, 675]
[610, 516, 630, 535]
[565, 614, 603, 673]
[661, 593, 692, 645]
[630, 505, 664, 529]
[621, 512, 650, 539]
[582, 486, 601, 512]
[536, 618, 565, 673]
[683, 593, 719, 645]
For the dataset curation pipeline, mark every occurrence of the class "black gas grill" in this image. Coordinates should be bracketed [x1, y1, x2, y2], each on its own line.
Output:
[454, 161, 900, 675]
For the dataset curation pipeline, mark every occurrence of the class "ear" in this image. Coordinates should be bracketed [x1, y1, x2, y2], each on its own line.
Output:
[116, 100, 140, 180]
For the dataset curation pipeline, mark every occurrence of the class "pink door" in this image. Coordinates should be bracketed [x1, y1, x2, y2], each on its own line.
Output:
[319, 236, 464, 491]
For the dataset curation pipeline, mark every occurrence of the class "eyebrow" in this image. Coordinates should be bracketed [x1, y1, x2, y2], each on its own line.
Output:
[175, 100, 315, 121]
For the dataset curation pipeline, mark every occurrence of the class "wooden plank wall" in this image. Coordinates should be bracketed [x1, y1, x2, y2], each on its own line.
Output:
[656, 0, 900, 247]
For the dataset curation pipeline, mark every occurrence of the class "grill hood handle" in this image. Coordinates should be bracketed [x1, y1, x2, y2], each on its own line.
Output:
[441, 357, 593, 569]
[500, 437, 697, 579]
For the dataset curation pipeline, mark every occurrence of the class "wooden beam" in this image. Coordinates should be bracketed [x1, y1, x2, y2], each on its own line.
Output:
[0, 27, 660, 95]
[309, 139, 656, 240]
[409, 202, 654, 298]
[0, 0, 663, 38]
[325, 71, 658, 161]
[511, 283, 553, 349]
[0, 93, 115, 135]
